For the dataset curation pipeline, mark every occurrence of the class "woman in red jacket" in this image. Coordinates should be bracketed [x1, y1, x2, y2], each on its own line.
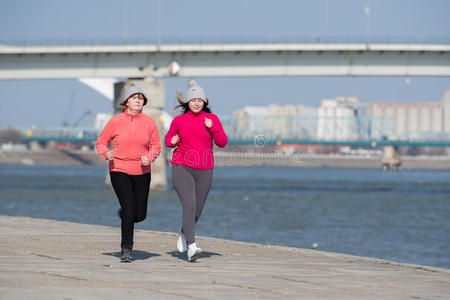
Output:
[165, 84, 228, 262]
[96, 83, 161, 263]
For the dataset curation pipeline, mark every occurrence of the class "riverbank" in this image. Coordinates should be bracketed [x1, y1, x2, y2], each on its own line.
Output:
[0, 149, 106, 166]
[1, 149, 450, 169]
[0, 215, 449, 299]
[214, 152, 450, 169]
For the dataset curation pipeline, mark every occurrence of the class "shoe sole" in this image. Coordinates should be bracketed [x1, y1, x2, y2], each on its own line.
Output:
[188, 249, 202, 262]
[120, 258, 132, 263]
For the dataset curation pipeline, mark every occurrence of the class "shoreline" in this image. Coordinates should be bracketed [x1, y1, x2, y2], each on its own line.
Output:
[1, 149, 450, 169]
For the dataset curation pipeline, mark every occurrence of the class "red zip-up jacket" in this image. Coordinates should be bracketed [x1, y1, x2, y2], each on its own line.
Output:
[165, 111, 228, 170]
[96, 111, 161, 175]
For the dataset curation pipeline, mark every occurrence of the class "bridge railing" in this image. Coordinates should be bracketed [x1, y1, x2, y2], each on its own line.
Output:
[18, 127, 98, 143]
[2, 36, 450, 47]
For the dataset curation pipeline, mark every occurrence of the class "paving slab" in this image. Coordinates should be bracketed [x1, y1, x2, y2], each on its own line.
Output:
[0, 215, 449, 299]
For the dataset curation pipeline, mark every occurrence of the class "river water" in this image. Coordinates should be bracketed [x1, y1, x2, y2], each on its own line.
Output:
[0, 164, 449, 269]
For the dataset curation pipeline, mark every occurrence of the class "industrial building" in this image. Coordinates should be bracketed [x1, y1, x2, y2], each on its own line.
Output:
[232, 104, 318, 140]
[366, 90, 450, 141]
[231, 90, 450, 142]
[317, 97, 359, 141]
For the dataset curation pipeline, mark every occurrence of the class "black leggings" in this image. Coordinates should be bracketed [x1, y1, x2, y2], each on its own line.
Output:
[172, 165, 213, 246]
[110, 171, 151, 248]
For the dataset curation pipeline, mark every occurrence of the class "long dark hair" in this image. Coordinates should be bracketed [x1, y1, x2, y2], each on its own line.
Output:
[172, 92, 212, 115]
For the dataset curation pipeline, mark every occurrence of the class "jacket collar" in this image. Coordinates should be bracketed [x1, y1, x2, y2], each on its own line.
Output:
[187, 110, 205, 117]
[124, 111, 143, 119]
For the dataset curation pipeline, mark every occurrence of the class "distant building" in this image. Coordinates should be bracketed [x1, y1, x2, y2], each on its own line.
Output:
[94, 113, 113, 132]
[442, 90, 450, 133]
[230, 90, 450, 142]
[296, 105, 318, 139]
[232, 106, 270, 139]
[233, 104, 318, 140]
[317, 97, 359, 141]
[366, 90, 450, 140]
[267, 104, 297, 139]
[232, 99, 359, 141]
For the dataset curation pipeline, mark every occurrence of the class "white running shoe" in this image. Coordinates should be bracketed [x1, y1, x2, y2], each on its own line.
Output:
[177, 227, 187, 253]
[187, 243, 202, 262]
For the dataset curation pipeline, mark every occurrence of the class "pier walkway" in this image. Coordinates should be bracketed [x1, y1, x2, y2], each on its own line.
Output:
[0, 216, 449, 299]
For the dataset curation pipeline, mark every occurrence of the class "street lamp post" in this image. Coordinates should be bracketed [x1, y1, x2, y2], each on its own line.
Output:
[365, 2, 371, 45]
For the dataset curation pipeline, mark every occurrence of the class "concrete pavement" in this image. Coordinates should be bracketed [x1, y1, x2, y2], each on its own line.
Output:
[0, 215, 449, 299]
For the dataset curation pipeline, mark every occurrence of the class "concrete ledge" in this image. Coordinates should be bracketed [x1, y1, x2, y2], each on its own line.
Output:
[0, 215, 449, 299]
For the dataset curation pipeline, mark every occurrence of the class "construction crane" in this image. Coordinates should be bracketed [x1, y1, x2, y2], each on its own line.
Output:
[61, 91, 91, 127]
[62, 91, 75, 127]
[72, 110, 92, 127]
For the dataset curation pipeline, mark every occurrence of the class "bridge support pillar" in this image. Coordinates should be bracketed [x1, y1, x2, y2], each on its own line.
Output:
[105, 79, 167, 191]
[381, 145, 402, 171]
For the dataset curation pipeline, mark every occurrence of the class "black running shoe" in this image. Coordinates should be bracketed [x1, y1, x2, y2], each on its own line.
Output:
[120, 247, 132, 263]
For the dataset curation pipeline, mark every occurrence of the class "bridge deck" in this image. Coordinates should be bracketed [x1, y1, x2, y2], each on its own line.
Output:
[2, 43, 449, 78]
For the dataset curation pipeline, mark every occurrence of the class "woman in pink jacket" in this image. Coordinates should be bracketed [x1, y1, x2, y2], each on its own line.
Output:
[96, 84, 161, 263]
[165, 84, 228, 262]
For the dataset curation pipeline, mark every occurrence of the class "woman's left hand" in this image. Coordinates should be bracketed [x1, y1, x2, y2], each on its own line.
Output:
[141, 156, 150, 166]
[205, 118, 212, 128]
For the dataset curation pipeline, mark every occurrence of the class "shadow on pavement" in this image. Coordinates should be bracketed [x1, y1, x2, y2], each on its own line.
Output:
[102, 250, 161, 261]
[166, 250, 222, 262]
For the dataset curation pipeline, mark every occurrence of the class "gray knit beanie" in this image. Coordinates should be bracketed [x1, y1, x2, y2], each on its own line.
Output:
[122, 85, 148, 104]
[186, 85, 206, 102]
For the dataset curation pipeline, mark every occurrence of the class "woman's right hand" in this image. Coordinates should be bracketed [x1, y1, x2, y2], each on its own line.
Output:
[171, 134, 180, 146]
[106, 150, 114, 160]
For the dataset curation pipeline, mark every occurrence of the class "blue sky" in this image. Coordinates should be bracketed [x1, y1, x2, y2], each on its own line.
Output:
[0, 0, 449, 127]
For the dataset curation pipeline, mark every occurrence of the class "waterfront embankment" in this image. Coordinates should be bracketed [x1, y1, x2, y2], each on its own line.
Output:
[0, 149, 106, 166]
[0, 215, 449, 299]
[1, 149, 450, 169]
[214, 152, 450, 169]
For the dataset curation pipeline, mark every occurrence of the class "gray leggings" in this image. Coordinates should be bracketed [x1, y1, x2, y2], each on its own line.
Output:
[172, 165, 213, 246]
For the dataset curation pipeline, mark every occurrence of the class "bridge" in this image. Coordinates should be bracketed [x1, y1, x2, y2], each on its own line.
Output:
[1, 43, 449, 79]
